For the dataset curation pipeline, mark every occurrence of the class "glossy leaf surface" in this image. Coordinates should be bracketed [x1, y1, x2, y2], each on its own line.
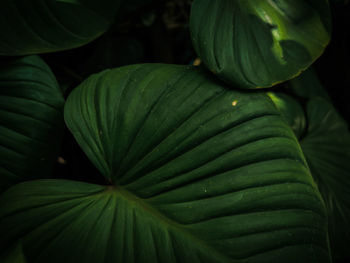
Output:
[0, 56, 64, 192]
[61, 64, 332, 262]
[190, 0, 331, 88]
[0, 0, 121, 55]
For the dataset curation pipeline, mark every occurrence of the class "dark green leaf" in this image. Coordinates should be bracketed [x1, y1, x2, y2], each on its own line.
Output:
[62, 64, 331, 262]
[301, 97, 350, 260]
[0, 55, 64, 192]
[0, 0, 121, 55]
[0, 170, 330, 263]
[285, 68, 350, 260]
[190, 0, 331, 88]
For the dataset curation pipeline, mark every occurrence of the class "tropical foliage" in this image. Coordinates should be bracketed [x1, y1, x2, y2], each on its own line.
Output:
[0, 0, 349, 262]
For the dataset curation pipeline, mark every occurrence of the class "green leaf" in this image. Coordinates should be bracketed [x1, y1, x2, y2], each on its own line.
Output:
[0, 55, 64, 192]
[0, 0, 121, 55]
[1, 172, 330, 263]
[267, 92, 306, 139]
[62, 64, 331, 262]
[301, 97, 350, 260]
[286, 68, 350, 260]
[190, 0, 331, 89]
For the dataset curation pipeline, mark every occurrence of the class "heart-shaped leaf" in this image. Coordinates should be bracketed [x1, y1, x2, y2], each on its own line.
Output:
[0, 0, 121, 55]
[0, 55, 64, 192]
[190, 0, 331, 89]
[62, 64, 330, 261]
[1, 64, 331, 262]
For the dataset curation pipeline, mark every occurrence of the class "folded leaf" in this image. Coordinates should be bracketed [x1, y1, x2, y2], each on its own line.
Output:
[62, 64, 331, 262]
[301, 97, 350, 260]
[0, 0, 121, 55]
[190, 0, 331, 88]
[0, 55, 64, 192]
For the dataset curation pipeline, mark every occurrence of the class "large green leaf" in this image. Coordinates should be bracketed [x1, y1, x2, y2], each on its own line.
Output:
[71, 64, 332, 262]
[0, 0, 121, 55]
[0, 176, 329, 263]
[190, 0, 331, 89]
[0, 64, 331, 262]
[0, 55, 64, 192]
[301, 97, 350, 260]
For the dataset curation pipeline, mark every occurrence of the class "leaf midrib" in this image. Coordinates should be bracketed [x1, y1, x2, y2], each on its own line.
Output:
[107, 185, 232, 263]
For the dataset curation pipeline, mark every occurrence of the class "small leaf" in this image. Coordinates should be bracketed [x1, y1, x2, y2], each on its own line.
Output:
[190, 0, 331, 88]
